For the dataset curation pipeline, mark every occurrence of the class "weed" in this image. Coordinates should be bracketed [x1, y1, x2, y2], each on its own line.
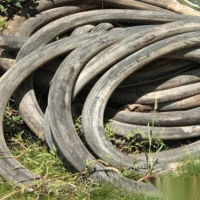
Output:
[0, 17, 9, 33]
[104, 121, 165, 155]
[104, 123, 116, 141]
[1, 100, 191, 199]
[74, 115, 82, 135]
[175, 155, 200, 178]
[0, 0, 24, 16]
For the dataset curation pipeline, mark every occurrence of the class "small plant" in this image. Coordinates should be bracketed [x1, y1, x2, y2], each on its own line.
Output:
[104, 123, 116, 141]
[74, 115, 83, 134]
[177, 155, 200, 178]
[0, 0, 23, 16]
[0, 17, 9, 33]
[142, 99, 165, 178]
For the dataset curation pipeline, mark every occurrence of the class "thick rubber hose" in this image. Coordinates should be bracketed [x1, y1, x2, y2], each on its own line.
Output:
[118, 60, 198, 88]
[110, 81, 200, 105]
[157, 94, 200, 111]
[165, 46, 200, 61]
[2, 1, 199, 193]
[14, 32, 115, 139]
[70, 24, 95, 36]
[18, 9, 192, 59]
[15, 9, 183, 139]
[15, 10, 134, 138]
[15, 5, 97, 38]
[73, 20, 200, 98]
[0, 29, 157, 194]
[5, 0, 97, 35]
[120, 68, 200, 90]
[113, 106, 200, 127]
[0, 33, 119, 184]
[43, 20, 200, 159]
[0, 35, 25, 52]
[116, 93, 200, 112]
[88, 0, 175, 13]
[91, 23, 114, 32]
[82, 30, 200, 170]
[2, 26, 148, 139]
[47, 31, 150, 170]
[135, 0, 200, 15]
[2, 4, 101, 139]
[47, 31, 162, 193]
[108, 120, 200, 140]
[43, 23, 116, 150]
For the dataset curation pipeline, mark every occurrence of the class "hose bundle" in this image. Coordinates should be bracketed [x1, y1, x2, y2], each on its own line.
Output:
[1, 0, 200, 195]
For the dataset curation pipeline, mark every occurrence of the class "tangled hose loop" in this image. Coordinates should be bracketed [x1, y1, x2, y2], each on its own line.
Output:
[1, 0, 200, 195]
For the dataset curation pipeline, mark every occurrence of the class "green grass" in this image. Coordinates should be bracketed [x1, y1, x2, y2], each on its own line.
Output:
[2, 101, 200, 199]
[0, 17, 9, 33]
[0, 102, 168, 199]
[104, 122, 165, 154]
[165, 155, 200, 179]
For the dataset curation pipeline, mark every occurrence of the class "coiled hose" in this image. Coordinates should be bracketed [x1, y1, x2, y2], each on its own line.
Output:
[1, 0, 200, 196]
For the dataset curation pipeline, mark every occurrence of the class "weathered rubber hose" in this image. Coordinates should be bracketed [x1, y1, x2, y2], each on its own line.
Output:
[0, 33, 116, 184]
[0, 35, 25, 53]
[14, 10, 138, 138]
[0, 28, 158, 194]
[1, 26, 152, 139]
[46, 31, 164, 194]
[112, 105, 200, 127]
[14, 32, 120, 139]
[47, 31, 150, 168]
[91, 23, 114, 32]
[116, 92, 200, 112]
[85, 59, 197, 90]
[135, 0, 200, 15]
[14, 5, 98, 38]
[81, 30, 200, 170]
[70, 24, 95, 36]
[165, 46, 200, 61]
[156, 94, 200, 111]
[47, 23, 200, 174]
[88, 0, 175, 13]
[2, 1, 199, 193]
[1, 3, 200, 192]
[117, 60, 198, 88]
[43, 21, 115, 149]
[43, 19, 200, 159]
[108, 120, 200, 140]
[5, 0, 97, 35]
[73, 20, 200, 98]
[135, 138, 200, 165]
[0, 25, 156, 52]
[110, 81, 200, 105]
[43, 23, 116, 150]
[119, 68, 200, 90]
[15, 9, 186, 139]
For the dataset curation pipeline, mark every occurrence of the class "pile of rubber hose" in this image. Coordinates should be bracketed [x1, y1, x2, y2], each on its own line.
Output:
[1, 0, 200, 196]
